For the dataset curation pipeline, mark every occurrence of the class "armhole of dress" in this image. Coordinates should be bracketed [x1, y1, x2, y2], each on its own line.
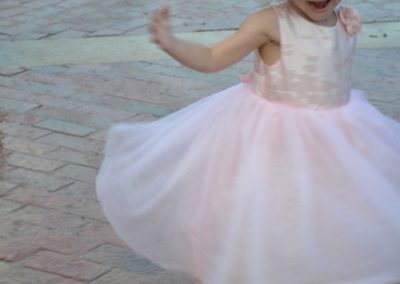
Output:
[267, 4, 285, 67]
[254, 4, 285, 68]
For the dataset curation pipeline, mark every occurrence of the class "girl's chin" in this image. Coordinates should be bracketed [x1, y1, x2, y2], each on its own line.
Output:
[306, 0, 332, 14]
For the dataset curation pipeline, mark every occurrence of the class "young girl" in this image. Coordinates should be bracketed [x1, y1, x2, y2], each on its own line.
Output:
[96, 0, 400, 283]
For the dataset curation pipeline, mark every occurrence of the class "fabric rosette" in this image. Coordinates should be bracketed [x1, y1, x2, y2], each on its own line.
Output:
[338, 5, 362, 36]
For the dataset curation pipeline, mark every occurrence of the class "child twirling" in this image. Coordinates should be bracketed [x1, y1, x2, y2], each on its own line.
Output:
[96, 0, 400, 283]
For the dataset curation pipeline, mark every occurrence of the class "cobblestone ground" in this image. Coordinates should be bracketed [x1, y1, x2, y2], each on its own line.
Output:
[0, 0, 399, 283]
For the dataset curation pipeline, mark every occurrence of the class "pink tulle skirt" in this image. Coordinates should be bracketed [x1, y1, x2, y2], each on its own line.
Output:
[96, 83, 400, 284]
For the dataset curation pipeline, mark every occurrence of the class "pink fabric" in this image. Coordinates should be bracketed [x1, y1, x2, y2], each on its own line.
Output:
[96, 3, 400, 284]
[243, 3, 357, 109]
[338, 5, 362, 36]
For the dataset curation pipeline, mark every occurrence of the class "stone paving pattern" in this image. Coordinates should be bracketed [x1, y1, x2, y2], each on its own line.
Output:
[0, 0, 399, 283]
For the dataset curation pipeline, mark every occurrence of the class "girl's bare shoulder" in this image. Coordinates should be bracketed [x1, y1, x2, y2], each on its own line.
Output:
[242, 6, 280, 43]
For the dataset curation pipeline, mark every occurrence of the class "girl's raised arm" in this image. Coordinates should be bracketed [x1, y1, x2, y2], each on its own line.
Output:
[149, 6, 278, 73]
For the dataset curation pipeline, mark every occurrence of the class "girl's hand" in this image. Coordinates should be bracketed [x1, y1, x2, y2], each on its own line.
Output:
[149, 6, 175, 50]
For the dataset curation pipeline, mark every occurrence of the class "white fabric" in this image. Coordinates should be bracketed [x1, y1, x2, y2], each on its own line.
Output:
[96, 3, 400, 284]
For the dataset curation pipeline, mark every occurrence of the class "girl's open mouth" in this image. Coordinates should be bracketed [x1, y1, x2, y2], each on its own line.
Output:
[307, 0, 331, 13]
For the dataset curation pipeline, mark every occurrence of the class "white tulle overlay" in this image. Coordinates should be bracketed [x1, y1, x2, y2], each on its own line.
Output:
[96, 3, 400, 284]
[97, 84, 400, 284]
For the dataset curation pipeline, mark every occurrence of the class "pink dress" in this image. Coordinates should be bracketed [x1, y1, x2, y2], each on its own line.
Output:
[96, 3, 400, 284]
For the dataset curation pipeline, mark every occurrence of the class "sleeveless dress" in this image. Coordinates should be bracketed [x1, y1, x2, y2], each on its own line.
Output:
[96, 3, 400, 284]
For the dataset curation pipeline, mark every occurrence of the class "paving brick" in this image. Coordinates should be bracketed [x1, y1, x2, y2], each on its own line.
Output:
[22, 0, 65, 10]
[68, 91, 139, 115]
[28, 105, 92, 126]
[0, 260, 11, 274]
[6, 182, 101, 221]
[0, 1, 20, 10]
[14, 225, 101, 255]
[87, 129, 108, 141]
[3, 112, 46, 126]
[44, 147, 102, 168]
[0, 97, 39, 113]
[47, 29, 88, 39]
[62, 197, 105, 221]
[0, 216, 39, 241]
[23, 250, 110, 281]
[0, 76, 78, 98]
[0, 67, 27, 77]
[0, 34, 11, 40]
[125, 65, 206, 83]
[2, 136, 59, 156]
[0, 85, 83, 110]
[18, 70, 83, 91]
[0, 218, 17, 238]
[0, 85, 20, 99]
[35, 132, 104, 154]
[57, 181, 97, 200]
[74, 76, 186, 109]
[1, 165, 16, 176]
[128, 113, 157, 122]
[0, 199, 24, 214]
[33, 19, 69, 34]
[4, 186, 76, 209]
[153, 271, 199, 284]
[0, 239, 40, 262]
[34, 119, 97, 137]
[124, 102, 175, 118]
[29, 65, 69, 75]
[0, 122, 50, 140]
[0, 263, 84, 284]
[88, 29, 124, 37]
[0, 76, 59, 97]
[9, 205, 90, 233]
[7, 152, 65, 172]
[11, 13, 36, 25]
[76, 103, 136, 123]
[55, 0, 94, 9]
[83, 244, 164, 275]
[4, 168, 74, 192]
[54, 164, 98, 183]
[92, 268, 160, 284]
[0, 5, 30, 18]
[0, 181, 18, 195]
[78, 221, 127, 248]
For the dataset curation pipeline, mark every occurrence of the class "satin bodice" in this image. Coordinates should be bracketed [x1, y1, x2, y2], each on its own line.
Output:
[243, 3, 361, 109]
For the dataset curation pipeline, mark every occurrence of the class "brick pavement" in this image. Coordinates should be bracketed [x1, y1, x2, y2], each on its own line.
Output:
[0, 0, 400, 283]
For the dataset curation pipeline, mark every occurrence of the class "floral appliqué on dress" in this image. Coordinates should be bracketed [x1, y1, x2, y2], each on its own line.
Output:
[338, 6, 362, 36]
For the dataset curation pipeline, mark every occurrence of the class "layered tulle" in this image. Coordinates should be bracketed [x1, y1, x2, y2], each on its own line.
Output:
[96, 83, 400, 284]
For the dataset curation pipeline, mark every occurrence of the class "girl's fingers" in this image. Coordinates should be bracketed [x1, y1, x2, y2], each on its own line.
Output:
[155, 6, 169, 25]
[151, 5, 170, 27]
[149, 5, 172, 48]
[160, 5, 169, 19]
